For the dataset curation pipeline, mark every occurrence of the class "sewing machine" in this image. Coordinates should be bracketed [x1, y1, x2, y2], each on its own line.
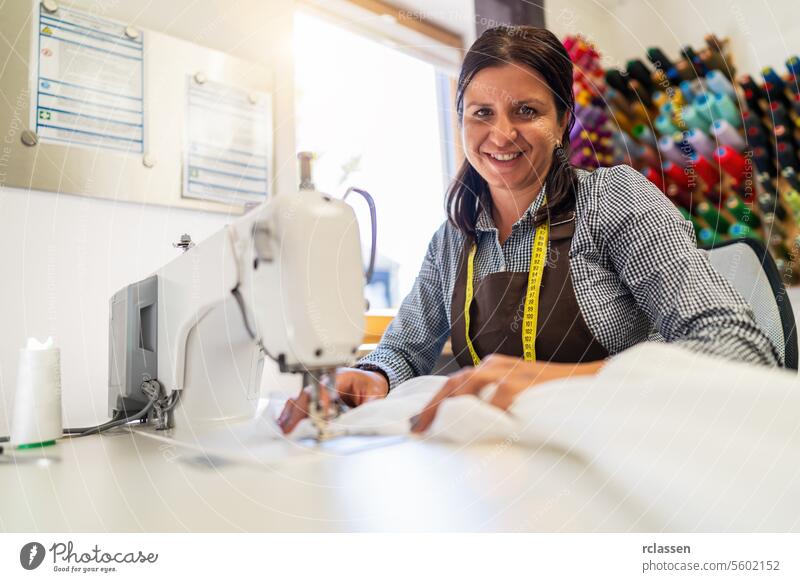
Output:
[107, 155, 369, 440]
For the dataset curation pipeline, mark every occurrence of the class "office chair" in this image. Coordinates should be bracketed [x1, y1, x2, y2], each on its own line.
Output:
[703, 237, 798, 370]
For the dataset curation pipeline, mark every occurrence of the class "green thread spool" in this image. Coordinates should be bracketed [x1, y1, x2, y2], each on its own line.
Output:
[711, 93, 741, 128]
[725, 196, 761, 227]
[693, 94, 714, 124]
[655, 114, 677, 136]
[678, 104, 708, 131]
[696, 201, 732, 231]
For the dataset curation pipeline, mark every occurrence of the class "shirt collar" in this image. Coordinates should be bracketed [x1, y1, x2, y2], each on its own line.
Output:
[475, 183, 547, 234]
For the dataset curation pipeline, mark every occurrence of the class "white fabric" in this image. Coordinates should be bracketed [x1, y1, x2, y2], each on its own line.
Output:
[285, 342, 800, 529]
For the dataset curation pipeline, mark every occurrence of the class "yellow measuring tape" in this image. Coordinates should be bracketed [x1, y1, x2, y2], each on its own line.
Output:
[463, 218, 550, 366]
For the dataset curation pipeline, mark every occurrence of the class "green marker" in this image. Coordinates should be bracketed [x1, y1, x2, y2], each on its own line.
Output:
[17, 440, 57, 450]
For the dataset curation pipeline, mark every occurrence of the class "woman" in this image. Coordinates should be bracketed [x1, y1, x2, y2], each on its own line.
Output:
[278, 26, 779, 435]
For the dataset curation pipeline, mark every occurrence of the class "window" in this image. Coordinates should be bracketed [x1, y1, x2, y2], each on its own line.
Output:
[293, 10, 457, 309]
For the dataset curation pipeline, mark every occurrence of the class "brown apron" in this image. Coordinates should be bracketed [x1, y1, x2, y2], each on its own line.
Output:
[450, 210, 609, 367]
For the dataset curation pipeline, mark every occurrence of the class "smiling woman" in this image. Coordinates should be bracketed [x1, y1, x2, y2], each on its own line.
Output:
[279, 25, 781, 436]
[449, 27, 577, 245]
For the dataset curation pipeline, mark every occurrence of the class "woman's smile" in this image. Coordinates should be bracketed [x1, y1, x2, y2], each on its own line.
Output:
[483, 149, 528, 171]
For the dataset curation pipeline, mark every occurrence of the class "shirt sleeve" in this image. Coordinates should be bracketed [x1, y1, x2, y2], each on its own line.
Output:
[356, 224, 452, 388]
[599, 164, 781, 366]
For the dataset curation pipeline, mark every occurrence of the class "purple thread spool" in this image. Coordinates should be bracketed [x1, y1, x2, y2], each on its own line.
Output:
[658, 135, 688, 166]
[686, 128, 715, 158]
[711, 119, 745, 151]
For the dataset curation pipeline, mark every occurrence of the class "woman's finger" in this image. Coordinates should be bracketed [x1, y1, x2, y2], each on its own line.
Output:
[337, 380, 360, 407]
[487, 380, 526, 410]
[411, 370, 487, 433]
[354, 383, 378, 405]
[409, 374, 464, 433]
[278, 389, 311, 434]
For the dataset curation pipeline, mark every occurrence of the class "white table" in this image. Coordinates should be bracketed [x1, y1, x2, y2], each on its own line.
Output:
[0, 423, 656, 532]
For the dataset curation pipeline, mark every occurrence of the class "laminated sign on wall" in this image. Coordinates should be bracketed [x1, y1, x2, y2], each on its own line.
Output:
[0, 0, 276, 211]
[31, 2, 145, 154]
[183, 76, 272, 205]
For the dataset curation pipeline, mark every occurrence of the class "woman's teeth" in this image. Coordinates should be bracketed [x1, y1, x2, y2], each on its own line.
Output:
[489, 152, 522, 161]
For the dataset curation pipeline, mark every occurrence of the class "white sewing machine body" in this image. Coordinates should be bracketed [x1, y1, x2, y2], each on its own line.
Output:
[108, 188, 366, 436]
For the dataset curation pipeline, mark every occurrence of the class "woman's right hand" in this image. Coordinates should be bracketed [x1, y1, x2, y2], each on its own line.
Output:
[277, 367, 389, 434]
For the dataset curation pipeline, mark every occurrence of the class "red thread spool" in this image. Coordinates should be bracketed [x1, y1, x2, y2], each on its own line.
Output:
[663, 161, 690, 189]
[691, 154, 721, 187]
[713, 146, 747, 185]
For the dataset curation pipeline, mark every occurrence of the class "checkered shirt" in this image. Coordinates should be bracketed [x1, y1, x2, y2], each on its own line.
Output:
[358, 164, 781, 389]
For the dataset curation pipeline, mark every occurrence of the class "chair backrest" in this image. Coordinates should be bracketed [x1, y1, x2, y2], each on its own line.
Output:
[704, 238, 798, 370]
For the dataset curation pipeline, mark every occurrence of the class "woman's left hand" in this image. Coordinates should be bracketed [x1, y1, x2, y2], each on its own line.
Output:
[410, 354, 604, 433]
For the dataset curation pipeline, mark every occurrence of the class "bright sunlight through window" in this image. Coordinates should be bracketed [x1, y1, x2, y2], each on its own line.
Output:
[294, 10, 454, 309]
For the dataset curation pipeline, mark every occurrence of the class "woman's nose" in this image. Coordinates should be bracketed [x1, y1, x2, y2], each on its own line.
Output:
[489, 116, 519, 145]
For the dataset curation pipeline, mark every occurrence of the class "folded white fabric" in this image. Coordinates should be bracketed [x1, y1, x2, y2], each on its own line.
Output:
[508, 343, 800, 530]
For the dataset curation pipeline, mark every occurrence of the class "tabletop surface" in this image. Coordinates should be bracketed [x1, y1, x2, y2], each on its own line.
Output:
[0, 423, 654, 532]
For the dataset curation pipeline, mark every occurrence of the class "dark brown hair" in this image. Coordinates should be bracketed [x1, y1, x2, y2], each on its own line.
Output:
[446, 26, 577, 240]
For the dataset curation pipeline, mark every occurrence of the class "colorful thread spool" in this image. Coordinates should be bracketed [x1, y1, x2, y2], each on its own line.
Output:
[706, 70, 737, 98]
[711, 93, 741, 127]
[710, 119, 745, 150]
[686, 128, 715, 158]
[713, 145, 747, 184]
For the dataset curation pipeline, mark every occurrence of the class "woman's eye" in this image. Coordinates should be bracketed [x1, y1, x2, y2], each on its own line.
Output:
[474, 108, 492, 118]
[519, 105, 537, 118]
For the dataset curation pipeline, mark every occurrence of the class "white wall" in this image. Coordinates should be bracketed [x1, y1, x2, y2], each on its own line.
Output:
[0, 188, 229, 432]
[547, 0, 800, 77]
[0, 0, 298, 435]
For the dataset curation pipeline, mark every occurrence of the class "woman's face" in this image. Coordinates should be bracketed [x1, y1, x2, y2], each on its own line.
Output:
[462, 63, 566, 198]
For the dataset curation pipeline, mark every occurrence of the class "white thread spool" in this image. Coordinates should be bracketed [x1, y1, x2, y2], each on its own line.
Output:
[11, 337, 62, 448]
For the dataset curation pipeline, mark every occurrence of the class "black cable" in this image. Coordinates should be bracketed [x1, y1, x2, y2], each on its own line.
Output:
[62, 410, 127, 435]
[79, 383, 160, 436]
[0, 381, 162, 442]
